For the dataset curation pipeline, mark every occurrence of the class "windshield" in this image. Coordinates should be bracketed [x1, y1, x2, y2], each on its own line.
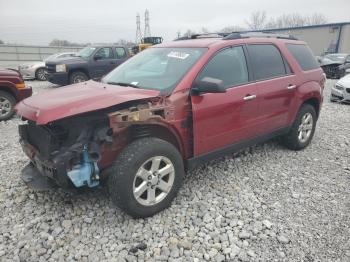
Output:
[76, 47, 96, 58]
[102, 47, 206, 92]
[324, 54, 347, 63]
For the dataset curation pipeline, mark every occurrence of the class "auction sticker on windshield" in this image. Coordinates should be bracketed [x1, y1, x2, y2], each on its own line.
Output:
[167, 51, 190, 59]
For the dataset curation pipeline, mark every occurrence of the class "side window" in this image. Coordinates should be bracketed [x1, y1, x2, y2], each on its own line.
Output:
[95, 47, 113, 59]
[115, 47, 127, 59]
[286, 44, 319, 71]
[247, 44, 287, 80]
[197, 46, 249, 88]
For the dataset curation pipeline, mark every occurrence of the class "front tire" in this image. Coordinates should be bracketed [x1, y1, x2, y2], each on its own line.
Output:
[0, 91, 16, 121]
[69, 71, 88, 84]
[281, 104, 317, 150]
[108, 137, 184, 218]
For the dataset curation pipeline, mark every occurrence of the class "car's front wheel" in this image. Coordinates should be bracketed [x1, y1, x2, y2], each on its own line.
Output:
[108, 137, 184, 218]
[0, 91, 16, 121]
[69, 71, 88, 84]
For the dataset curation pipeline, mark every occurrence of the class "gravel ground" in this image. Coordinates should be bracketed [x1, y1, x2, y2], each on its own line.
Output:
[0, 80, 349, 262]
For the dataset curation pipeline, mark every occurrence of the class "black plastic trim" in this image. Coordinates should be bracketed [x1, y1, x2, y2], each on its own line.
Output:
[187, 126, 290, 170]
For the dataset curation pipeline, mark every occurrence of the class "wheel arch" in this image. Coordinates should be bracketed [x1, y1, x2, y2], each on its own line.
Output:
[68, 68, 90, 80]
[302, 97, 320, 119]
[35, 66, 46, 74]
[0, 86, 17, 101]
[127, 124, 185, 157]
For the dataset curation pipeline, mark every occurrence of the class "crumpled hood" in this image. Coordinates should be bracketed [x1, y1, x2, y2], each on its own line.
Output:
[320, 58, 342, 66]
[15, 80, 160, 124]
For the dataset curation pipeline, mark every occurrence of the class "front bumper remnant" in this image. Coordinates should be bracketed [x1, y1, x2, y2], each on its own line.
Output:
[20, 163, 56, 191]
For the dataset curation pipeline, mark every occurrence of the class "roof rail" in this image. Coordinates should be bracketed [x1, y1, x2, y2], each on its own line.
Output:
[174, 31, 298, 41]
[223, 31, 298, 40]
[174, 32, 230, 41]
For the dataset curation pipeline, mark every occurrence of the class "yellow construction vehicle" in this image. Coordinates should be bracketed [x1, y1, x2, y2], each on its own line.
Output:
[132, 37, 163, 55]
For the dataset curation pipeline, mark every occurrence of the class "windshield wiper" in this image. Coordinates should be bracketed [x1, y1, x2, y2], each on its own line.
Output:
[106, 82, 140, 88]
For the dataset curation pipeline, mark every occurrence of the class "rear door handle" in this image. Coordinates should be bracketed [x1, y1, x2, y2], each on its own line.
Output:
[243, 94, 257, 101]
[287, 84, 297, 90]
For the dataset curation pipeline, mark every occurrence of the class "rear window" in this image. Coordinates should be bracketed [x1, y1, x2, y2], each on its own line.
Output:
[286, 44, 319, 71]
[247, 44, 287, 81]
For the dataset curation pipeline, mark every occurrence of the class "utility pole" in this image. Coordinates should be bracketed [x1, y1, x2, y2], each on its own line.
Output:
[136, 13, 142, 44]
[144, 9, 151, 38]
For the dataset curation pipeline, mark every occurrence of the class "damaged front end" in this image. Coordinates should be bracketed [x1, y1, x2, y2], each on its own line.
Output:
[18, 98, 177, 191]
[18, 114, 113, 190]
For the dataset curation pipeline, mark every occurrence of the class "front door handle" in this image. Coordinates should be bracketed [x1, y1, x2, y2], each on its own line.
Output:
[287, 84, 297, 90]
[243, 94, 257, 101]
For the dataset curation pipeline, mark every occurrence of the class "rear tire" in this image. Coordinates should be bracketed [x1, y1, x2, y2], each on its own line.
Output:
[35, 67, 48, 81]
[69, 71, 88, 84]
[0, 91, 16, 121]
[281, 104, 317, 150]
[108, 137, 184, 218]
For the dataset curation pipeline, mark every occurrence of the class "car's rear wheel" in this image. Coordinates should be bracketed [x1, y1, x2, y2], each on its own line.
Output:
[35, 67, 48, 81]
[70, 71, 88, 84]
[0, 91, 16, 121]
[281, 104, 317, 150]
[108, 137, 184, 218]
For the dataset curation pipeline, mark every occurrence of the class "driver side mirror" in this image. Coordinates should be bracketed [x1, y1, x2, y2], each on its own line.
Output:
[191, 77, 226, 95]
[94, 54, 103, 60]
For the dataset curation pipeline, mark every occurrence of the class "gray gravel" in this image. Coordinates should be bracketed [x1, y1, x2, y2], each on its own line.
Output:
[0, 80, 349, 261]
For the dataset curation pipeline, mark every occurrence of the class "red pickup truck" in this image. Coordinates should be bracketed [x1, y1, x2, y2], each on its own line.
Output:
[0, 68, 32, 121]
[16, 33, 324, 217]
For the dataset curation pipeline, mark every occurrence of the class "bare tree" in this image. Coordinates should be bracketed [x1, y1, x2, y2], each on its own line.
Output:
[220, 25, 246, 33]
[305, 13, 328, 25]
[49, 39, 87, 47]
[246, 11, 267, 30]
[182, 29, 197, 37]
[265, 13, 328, 29]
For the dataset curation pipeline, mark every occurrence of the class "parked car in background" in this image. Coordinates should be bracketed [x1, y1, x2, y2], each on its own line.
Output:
[330, 74, 350, 103]
[16, 33, 324, 217]
[18, 52, 76, 81]
[320, 53, 350, 79]
[46, 45, 130, 85]
[0, 68, 32, 120]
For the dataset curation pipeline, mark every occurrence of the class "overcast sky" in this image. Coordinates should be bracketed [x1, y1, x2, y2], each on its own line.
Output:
[0, 0, 349, 45]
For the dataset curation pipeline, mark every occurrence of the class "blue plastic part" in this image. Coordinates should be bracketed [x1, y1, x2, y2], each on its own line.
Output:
[67, 146, 99, 188]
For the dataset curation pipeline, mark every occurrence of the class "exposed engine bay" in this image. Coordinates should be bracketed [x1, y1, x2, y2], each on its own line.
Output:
[18, 99, 173, 189]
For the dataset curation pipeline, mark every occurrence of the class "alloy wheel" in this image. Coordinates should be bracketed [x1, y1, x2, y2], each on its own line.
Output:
[298, 112, 313, 143]
[0, 96, 12, 118]
[133, 156, 175, 206]
[37, 68, 47, 81]
[73, 75, 86, 83]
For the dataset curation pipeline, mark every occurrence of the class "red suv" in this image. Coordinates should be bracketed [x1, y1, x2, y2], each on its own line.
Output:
[0, 68, 32, 121]
[16, 33, 324, 217]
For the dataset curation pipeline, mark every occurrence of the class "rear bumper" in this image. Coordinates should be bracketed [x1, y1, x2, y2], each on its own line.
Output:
[48, 72, 69, 86]
[16, 87, 32, 101]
